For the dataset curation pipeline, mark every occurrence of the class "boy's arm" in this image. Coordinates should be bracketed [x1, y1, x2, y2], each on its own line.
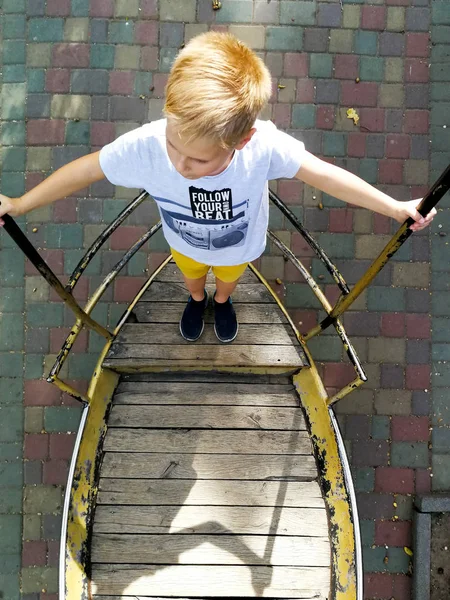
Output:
[0, 151, 105, 226]
[295, 151, 435, 232]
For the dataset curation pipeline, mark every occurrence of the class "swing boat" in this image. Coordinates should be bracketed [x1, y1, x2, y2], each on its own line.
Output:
[3, 164, 449, 600]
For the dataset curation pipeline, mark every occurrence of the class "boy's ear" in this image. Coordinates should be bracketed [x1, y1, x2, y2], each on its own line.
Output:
[234, 127, 257, 150]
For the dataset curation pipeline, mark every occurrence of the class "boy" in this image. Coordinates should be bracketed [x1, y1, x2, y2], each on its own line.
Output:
[0, 32, 435, 343]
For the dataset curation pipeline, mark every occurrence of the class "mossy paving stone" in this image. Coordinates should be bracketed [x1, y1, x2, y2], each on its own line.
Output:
[430, 513, 450, 599]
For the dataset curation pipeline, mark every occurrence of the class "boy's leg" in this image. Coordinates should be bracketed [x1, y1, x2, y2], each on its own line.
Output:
[170, 248, 209, 341]
[214, 277, 240, 303]
[212, 263, 248, 343]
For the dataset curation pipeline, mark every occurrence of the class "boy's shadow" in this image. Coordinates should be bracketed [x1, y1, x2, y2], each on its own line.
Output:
[67, 384, 305, 599]
[91, 408, 304, 598]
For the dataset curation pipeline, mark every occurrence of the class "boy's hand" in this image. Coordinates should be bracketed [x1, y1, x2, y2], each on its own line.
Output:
[0, 195, 22, 226]
[393, 199, 436, 232]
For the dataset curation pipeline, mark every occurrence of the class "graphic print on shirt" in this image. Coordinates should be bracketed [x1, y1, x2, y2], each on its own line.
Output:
[156, 185, 249, 251]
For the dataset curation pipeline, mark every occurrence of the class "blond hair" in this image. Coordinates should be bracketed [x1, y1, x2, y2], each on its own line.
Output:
[163, 32, 272, 149]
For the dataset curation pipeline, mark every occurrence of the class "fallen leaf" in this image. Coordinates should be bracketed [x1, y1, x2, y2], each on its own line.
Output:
[347, 107, 360, 125]
[404, 547, 413, 556]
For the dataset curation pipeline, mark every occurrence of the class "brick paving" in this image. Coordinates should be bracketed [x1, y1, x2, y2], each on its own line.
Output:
[0, 1, 449, 599]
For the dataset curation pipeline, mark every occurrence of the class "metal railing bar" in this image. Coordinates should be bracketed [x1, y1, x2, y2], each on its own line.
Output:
[311, 163, 450, 336]
[267, 230, 367, 386]
[47, 222, 162, 384]
[269, 189, 350, 294]
[66, 190, 150, 291]
[2, 214, 112, 340]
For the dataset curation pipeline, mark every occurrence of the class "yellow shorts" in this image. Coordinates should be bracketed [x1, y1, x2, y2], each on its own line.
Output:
[170, 248, 248, 283]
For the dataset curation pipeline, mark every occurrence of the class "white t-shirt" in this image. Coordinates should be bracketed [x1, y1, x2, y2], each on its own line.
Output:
[99, 119, 305, 266]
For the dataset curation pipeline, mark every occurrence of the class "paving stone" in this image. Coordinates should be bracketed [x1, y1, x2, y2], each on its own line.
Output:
[359, 520, 376, 548]
[315, 80, 339, 104]
[115, 45, 141, 69]
[228, 25, 265, 50]
[26, 43, 52, 67]
[323, 132, 346, 157]
[24, 461, 42, 485]
[354, 30, 378, 56]
[28, 17, 63, 42]
[184, 23, 207, 44]
[354, 467, 375, 492]
[44, 406, 82, 432]
[50, 94, 90, 119]
[72, 0, 90, 16]
[431, 427, 450, 453]
[405, 84, 429, 109]
[4, 39, 26, 64]
[357, 492, 395, 521]
[24, 407, 44, 434]
[280, 1, 316, 26]
[432, 454, 450, 490]
[432, 1, 450, 25]
[90, 18, 108, 42]
[115, 0, 139, 17]
[379, 83, 405, 108]
[108, 20, 134, 44]
[292, 104, 315, 129]
[366, 134, 385, 158]
[391, 441, 429, 468]
[303, 28, 328, 53]
[393, 262, 429, 288]
[372, 415, 390, 440]
[309, 54, 332, 79]
[342, 5, 360, 28]
[387, 7, 405, 32]
[360, 56, 384, 82]
[42, 513, 62, 539]
[21, 566, 58, 594]
[3, 14, 26, 39]
[412, 390, 431, 416]
[90, 46, 115, 73]
[329, 30, 353, 54]
[266, 26, 303, 51]
[317, 4, 341, 28]
[159, 22, 184, 47]
[64, 17, 89, 41]
[27, 0, 46, 15]
[406, 7, 430, 32]
[375, 387, 412, 416]
[254, 0, 279, 23]
[369, 338, 405, 363]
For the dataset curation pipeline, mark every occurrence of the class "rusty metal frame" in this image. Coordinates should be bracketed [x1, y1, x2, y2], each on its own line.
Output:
[269, 189, 350, 294]
[47, 221, 162, 400]
[267, 229, 367, 405]
[66, 190, 149, 291]
[306, 163, 450, 339]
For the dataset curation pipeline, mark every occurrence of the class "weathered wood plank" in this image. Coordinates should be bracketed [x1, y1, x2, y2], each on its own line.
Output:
[117, 372, 292, 386]
[97, 479, 323, 507]
[91, 533, 330, 566]
[93, 506, 328, 537]
[90, 564, 330, 598]
[105, 344, 306, 368]
[141, 282, 275, 303]
[116, 323, 296, 346]
[133, 302, 288, 324]
[103, 429, 310, 454]
[108, 405, 306, 430]
[101, 453, 317, 480]
[156, 264, 259, 284]
[113, 385, 299, 406]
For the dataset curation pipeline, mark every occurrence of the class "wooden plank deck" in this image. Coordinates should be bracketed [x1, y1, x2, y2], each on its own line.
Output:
[103, 264, 308, 372]
[91, 373, 331, 599]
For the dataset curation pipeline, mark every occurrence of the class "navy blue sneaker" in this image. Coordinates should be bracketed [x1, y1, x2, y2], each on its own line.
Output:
[214, 295, 238, 343]
[180, 291, 209, 341]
